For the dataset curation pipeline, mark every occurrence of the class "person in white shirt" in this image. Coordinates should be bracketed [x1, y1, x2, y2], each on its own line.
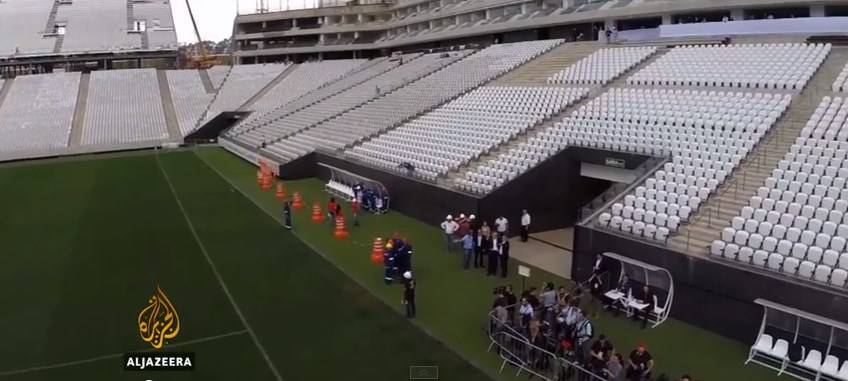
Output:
[520, 210, 531, 242]
[440, 215, 459, 253]
[494, 216, 508, 240]
[519, 297, 534, 327]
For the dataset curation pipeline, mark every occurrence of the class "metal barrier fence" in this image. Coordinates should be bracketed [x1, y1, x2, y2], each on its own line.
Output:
[486, 310, 606, 381]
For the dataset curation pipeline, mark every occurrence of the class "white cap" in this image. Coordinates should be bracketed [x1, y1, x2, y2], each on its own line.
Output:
[403, 271, 412, 280]
[469, 214, 476, 219]
[459, 213, 466, 218]
[446, 214, 453, 220]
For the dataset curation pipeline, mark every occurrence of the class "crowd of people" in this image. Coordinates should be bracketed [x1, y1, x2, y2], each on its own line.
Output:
[489, 281, 691, 381]
[440, 210, 533, 275]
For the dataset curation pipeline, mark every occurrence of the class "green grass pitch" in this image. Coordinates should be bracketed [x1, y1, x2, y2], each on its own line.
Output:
[0, 147, 782, 381]
[0, 150, 488, 380]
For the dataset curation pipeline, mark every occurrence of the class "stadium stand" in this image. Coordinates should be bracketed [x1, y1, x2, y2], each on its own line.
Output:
[133, 0, 178, 50]
[81, 69, 168, 146]
[835, 63, 848, 93]
[0, 0, 55, 56]
[627, 44, 831, 90]
[352, 85, 589, 180]
[166, 70, 213, 137]
[547, 47, 657, 85]
[240, 59, 367, 119]
[235, 52, 469, 147]
[227, 57, 396, 136]
[592, 89, 792, 241]
[198, 63, 290, 126]
[57, 0, 141, 53]
[207, 66, 231, 90]
[0, 73, 80, 152]
[712, 96, 848, 289]
[261, 40, 563, 162]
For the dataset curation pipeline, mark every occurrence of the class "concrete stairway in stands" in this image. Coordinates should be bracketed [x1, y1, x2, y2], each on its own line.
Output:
[199, 69, 215, 94]
[193, 66, 233, 131]
[238, 64, 298, 111]
[68, 73, 90, 147]
[492, 41, 601, 85]
[0, 79, 13, 111]
[157, 70, 182, 140]
[53, 35, 64, 54]
[668, 47, 848, 255]
[126, 0, 135, 31]
[439, 90, 594, 188]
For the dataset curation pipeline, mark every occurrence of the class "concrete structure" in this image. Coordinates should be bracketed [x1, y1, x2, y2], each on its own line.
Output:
[232, 0, 848, 63]
[0, 0, 178, 79]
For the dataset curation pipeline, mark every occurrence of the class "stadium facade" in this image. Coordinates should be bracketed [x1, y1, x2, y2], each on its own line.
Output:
[0, 0, 178, 78]
[232, 0, 848, 63]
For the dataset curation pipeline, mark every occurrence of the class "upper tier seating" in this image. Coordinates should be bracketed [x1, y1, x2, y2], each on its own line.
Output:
[0, 73, 80, 153]
[133, 0, 178, 50]
[166, 70, 213, 136]
[712, 96, 848, 290]
[200, 63, 290, 125]
[244, 59, 366, 117]
[834, 62, 848, 93]
[57, 0, 142, 53]
[627, 44, 830, 90]
[81, 69, 168, 146]
[0, 0, 54, 56]
[262, 39, 563, 162]
[348, 85, 588, 180]
[237, 52, 468, 148]
[227, 57, 397, 136]
[547, 47, 657, 85]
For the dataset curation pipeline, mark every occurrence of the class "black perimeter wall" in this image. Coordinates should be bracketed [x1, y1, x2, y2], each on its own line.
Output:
[273, 147, 641, 232]
[573, 225, 848, 343]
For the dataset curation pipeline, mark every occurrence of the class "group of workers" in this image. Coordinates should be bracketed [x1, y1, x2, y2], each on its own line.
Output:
[382, 236, 417, 318]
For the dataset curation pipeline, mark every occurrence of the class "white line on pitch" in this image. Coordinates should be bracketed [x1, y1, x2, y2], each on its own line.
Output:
[0, 329, 248, 377]
[155, 153, 284, 381]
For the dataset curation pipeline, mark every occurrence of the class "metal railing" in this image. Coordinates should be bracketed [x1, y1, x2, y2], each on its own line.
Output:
[486, 311, 606, 381]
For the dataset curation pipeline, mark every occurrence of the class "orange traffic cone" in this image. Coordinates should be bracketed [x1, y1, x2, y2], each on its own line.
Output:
[370, 237, 384, 264]
[261, 169, 272, 191]
[333, 216, 349, 239]
[311, 202, 325, 223]
[256, 169, 263, 186]
[292, 192, 304, 210]
[275, 182, 286, 201]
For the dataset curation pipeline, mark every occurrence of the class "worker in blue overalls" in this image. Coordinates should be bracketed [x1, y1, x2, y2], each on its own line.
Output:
[384, 239, 398, 285]
[396, 238, 413, 278]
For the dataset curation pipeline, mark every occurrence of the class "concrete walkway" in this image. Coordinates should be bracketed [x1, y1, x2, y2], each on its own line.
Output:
[509, 228, 573, 279]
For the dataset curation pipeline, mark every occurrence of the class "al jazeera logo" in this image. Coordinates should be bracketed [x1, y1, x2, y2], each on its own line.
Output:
[123, 285, 195, 371]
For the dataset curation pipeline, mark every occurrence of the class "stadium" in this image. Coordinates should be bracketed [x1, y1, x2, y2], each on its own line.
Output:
[2, 0, 848, 380]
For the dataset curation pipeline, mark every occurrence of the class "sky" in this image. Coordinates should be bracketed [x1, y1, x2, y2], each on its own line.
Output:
[172, 0, 319, 43]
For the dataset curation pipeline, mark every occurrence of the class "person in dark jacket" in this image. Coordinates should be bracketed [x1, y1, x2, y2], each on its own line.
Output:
[397, 238, 413, 275]
[384, 240, 398, 284]
[487, 232, 499, 276]
[499, 235, 510, 278]
[473, 229, 486, 269]
[282, 201, 292, 230]
[402, 271, 416, 318]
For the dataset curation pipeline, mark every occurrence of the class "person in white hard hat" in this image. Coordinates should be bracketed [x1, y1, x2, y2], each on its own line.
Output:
[456, 213, 470, 237]
[440, 215, 459, 253]
[402, 271, 416, 318]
